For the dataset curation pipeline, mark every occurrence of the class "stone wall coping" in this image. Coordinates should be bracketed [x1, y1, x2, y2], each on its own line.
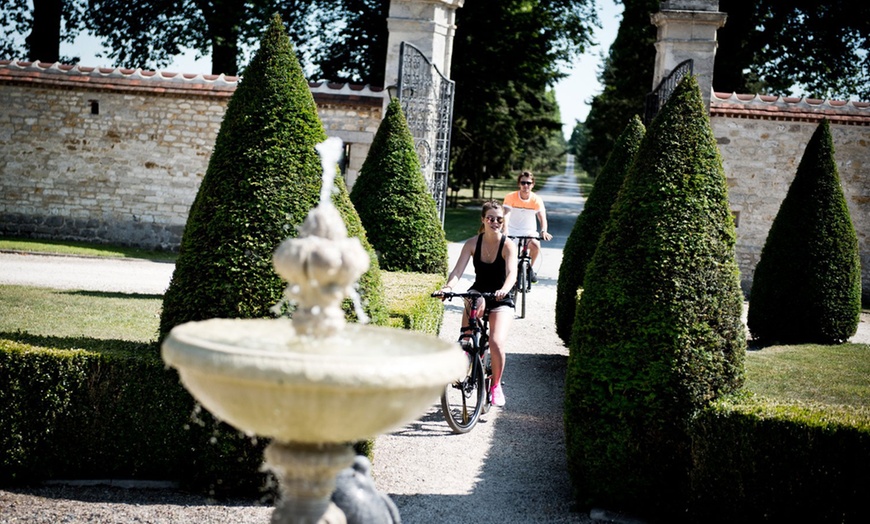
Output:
[711, 91, 870, 125]
[0, 60, 386, 103]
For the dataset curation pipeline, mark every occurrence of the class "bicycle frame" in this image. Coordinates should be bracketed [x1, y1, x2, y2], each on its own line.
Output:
[509, 235, 538, 319]
[431, 290, 495, 433]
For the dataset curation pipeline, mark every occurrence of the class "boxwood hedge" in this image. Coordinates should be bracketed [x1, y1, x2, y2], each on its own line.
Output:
[159, 14, 386, 342]
[350, 99, 448, 274]
[564, 76, 746, 518]
[555, 115, 644, 344]
[747, 119, 861, 345]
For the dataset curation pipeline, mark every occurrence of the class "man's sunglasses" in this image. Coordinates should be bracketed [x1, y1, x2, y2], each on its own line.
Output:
[520, 181, 533, 186]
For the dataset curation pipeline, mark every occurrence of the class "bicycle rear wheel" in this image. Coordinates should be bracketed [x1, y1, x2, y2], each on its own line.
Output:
[441, 352, 485, 433]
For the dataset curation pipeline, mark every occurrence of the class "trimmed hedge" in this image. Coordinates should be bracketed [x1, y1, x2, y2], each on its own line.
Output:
[555, 115, 644, 344]
[381, 271, 445, 334]
[564, 76, 746, 518]
[159, 14, 386, 341]
[350, 98, 448, 274]
[747, 119, 861, 345]
[0, 274, 444, 491]
[0, 336, 264, 492]
[689, 394, 870, 523]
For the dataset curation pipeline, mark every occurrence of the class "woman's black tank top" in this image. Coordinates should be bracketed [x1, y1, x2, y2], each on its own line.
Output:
[472, 234, 507, 293]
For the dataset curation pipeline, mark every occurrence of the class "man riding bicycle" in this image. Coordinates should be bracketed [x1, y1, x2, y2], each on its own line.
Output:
[503, 171, 552, 283]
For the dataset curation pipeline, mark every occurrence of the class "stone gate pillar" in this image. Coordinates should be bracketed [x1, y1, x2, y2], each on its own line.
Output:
[651, 0, 726, 110]
[383, 0, 464, 89]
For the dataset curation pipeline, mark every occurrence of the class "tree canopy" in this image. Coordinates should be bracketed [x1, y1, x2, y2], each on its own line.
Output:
[450, 0, 597, 195]
[580, 0, 870, 178]
[576, 0, 658, 177]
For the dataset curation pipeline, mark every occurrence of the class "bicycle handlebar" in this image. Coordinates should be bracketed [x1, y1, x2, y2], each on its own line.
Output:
[430, 291, 497, 300]
[509, 235, 548, 243]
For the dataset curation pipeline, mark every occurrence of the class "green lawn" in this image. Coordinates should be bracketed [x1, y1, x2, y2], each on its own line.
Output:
[745, 343, 870, 407]
[0, 236, 176, 262]
[0, 285, 162, 343]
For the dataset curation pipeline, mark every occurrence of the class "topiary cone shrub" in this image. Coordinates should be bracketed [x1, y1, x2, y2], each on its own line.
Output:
[747, 119, 860, 345]
[155, 15, 387, 492]
[159, 13, 385, 342]
[555, 115, 644, 344]
[350, 98, 448, 274]
[564, 76, 746, 518]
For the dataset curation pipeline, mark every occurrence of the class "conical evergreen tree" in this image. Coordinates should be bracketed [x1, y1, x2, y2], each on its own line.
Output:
[564, 76, 746, 517]
[159, 14, 386, 340]
[351, 98, 448, 274]
[747, 119, 860, 344]
[555, 115, 644, 344]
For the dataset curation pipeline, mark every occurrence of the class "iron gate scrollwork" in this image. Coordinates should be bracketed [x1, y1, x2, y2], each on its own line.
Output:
[643, 59, 693, 124]
[397, 42, 455, 224]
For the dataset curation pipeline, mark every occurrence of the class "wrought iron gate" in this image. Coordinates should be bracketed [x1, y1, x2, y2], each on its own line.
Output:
[397, 42, 455, 224]
[643, 59, 693, 124]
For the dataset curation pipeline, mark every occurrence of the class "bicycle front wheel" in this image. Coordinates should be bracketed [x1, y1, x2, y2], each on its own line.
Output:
[441, 353, 486, 433]
[517, 261, 528, 319]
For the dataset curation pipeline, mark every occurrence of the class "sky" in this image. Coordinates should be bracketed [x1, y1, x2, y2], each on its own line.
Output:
[553, 0, 622, 139]
[59, 0, 623, 140]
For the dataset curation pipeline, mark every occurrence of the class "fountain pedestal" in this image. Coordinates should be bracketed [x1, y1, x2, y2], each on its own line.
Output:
[266, 442, 353, 524]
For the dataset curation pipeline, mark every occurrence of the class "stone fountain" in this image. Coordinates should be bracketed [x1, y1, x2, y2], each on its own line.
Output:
[162, 137, 465, 523]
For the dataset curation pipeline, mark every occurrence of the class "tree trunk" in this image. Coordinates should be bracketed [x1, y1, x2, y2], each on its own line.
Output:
[26, 0, 62, 63]
[198, 0, 245, 76]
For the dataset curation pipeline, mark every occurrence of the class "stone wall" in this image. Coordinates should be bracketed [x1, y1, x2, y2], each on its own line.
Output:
[711, 93, 870, 300]
[0, 61, 383, 250]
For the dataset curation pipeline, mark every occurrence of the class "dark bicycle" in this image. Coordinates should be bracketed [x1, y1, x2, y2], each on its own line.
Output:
[509, 235, 539, 319]
[431, 290, 494, 433]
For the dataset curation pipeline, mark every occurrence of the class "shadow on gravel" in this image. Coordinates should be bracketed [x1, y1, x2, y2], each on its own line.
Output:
[0, 484, 265, 505]
[388, 408, 462, 437]
[389, 353, 590, 523]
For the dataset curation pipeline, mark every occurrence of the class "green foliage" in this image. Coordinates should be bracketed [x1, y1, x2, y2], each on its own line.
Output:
[308, 0, 388, 85]
[747, 120, 861, 345]
[0, 336, 264, 492]
[578, 0, 658, 178]
[351, 98, 447, 274]
[689, 393, 870, 522]
[564, 76, 746, 517]
[716, 1, 870, 100]
[380, 271, 445, 334]
[450, 0, 598, 196]
[0, 270, 442, 490]
[555, 115, 644, 344]
[567, 119, 588, 158]
[159, 14, 386, 340]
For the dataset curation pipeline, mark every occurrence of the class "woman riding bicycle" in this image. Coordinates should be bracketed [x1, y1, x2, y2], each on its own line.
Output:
[439, 200, 517, 407]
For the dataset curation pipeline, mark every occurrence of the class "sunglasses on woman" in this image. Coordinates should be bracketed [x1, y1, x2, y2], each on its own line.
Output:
[485, 216, 504, 223]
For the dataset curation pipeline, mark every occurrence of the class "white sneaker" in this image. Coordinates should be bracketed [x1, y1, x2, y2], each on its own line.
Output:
[491, 385, 505, 407]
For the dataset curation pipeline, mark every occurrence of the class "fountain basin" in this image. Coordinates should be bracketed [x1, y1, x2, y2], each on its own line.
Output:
[162, 318, 465, 443]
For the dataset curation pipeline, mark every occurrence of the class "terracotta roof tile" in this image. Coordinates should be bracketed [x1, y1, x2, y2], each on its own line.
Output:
[0, 60, 386, 104]
[711, 92, 870, 125]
